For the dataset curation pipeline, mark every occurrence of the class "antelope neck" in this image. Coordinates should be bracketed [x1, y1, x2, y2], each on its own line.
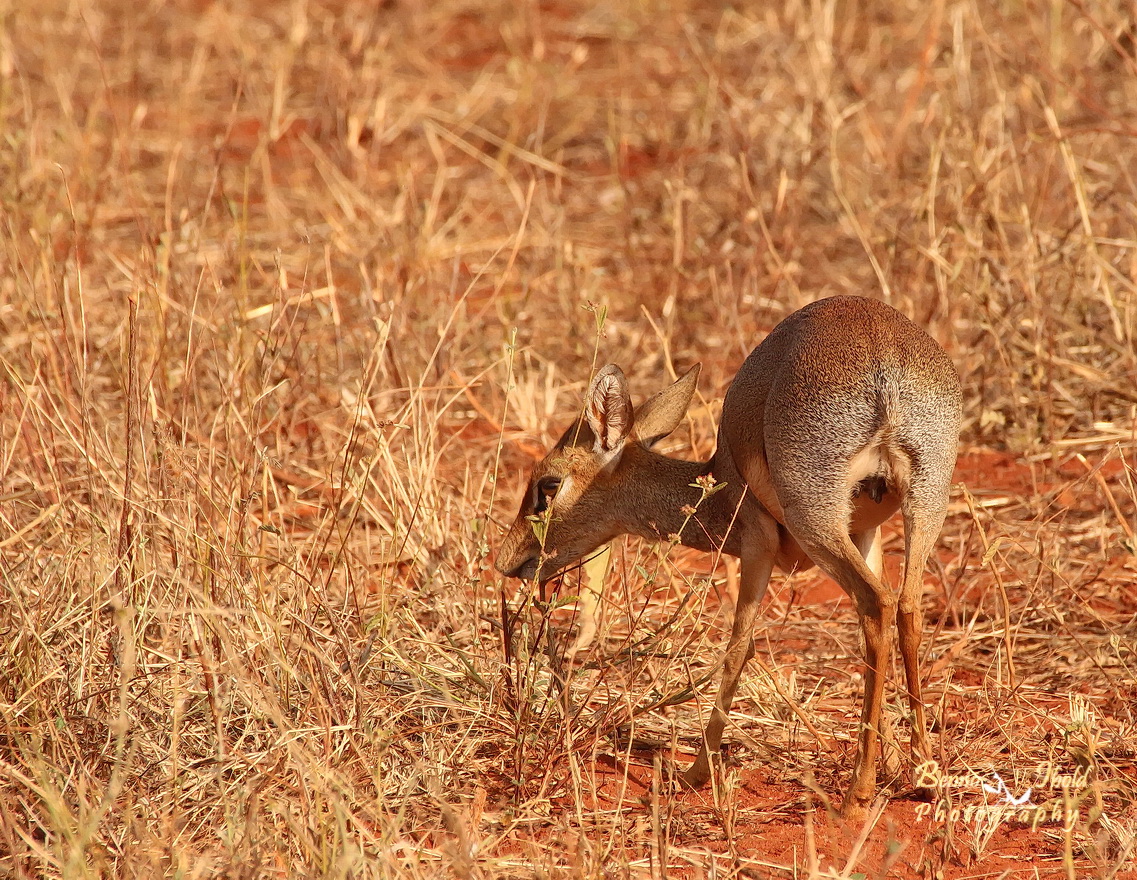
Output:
[623, 447, 745, 557]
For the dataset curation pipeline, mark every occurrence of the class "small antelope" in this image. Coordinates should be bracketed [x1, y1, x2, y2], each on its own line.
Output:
[496, 296, 962, 815]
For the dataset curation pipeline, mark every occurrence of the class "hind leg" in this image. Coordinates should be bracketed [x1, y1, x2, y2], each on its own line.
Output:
[785, 507, 895, 816]
[852, 525, 904, 781]
[896, 484, 951, 775]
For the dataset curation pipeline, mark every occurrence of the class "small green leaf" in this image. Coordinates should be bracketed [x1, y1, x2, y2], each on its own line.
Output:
[526, 514, 548, 544]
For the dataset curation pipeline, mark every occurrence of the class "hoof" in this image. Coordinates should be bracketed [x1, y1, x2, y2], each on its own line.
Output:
[679, 757, 712, 790]
[911, 758, 941, 802]
[840, 789, 873, 821]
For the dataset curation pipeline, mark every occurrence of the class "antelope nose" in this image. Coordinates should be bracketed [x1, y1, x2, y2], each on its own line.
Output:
[495, 555, 522, 578]
[496, 552, 538, 580]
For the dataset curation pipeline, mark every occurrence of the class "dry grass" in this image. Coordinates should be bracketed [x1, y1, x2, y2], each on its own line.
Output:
[1, 0, 1136, 876]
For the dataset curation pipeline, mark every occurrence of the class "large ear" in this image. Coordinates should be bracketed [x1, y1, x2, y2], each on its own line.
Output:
[633, 363, 701, 447]
[586, 365, 633, 456]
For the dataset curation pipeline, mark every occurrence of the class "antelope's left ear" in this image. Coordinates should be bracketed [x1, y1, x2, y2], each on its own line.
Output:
[634, 363, 701, 447]
[586, 365, 633, 463]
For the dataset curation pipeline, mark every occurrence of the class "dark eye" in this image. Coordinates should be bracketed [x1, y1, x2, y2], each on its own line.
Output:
[533, 477, 562, 514]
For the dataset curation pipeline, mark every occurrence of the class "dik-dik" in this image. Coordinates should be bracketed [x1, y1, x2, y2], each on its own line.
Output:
[496, 296, 963, 815]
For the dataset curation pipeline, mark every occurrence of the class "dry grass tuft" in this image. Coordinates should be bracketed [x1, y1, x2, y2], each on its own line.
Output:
[1, 0, 1136, 876]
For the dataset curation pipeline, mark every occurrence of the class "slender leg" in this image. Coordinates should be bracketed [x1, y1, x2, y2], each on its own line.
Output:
[853, 526, 902, 780]
[897, 495, 949, 775]
[853, 527, 883, 580]
[845, 588, 895, 814]
[793, 527, 895, 817]
[723, 556, 740, 611]
[682, 547, 774, 788]
[566, 544, 610, 662]
[896, 550, 929, 766]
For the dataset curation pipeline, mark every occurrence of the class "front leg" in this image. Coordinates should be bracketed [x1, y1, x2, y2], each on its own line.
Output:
[682, 547, 774, 788]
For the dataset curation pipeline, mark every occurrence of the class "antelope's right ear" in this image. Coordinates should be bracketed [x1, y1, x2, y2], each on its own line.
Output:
[586, 365, 633, 462]
[634, 363, 701, 447]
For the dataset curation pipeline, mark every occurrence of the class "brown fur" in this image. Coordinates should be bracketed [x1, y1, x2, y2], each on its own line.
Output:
[496, 296, 963, 816]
